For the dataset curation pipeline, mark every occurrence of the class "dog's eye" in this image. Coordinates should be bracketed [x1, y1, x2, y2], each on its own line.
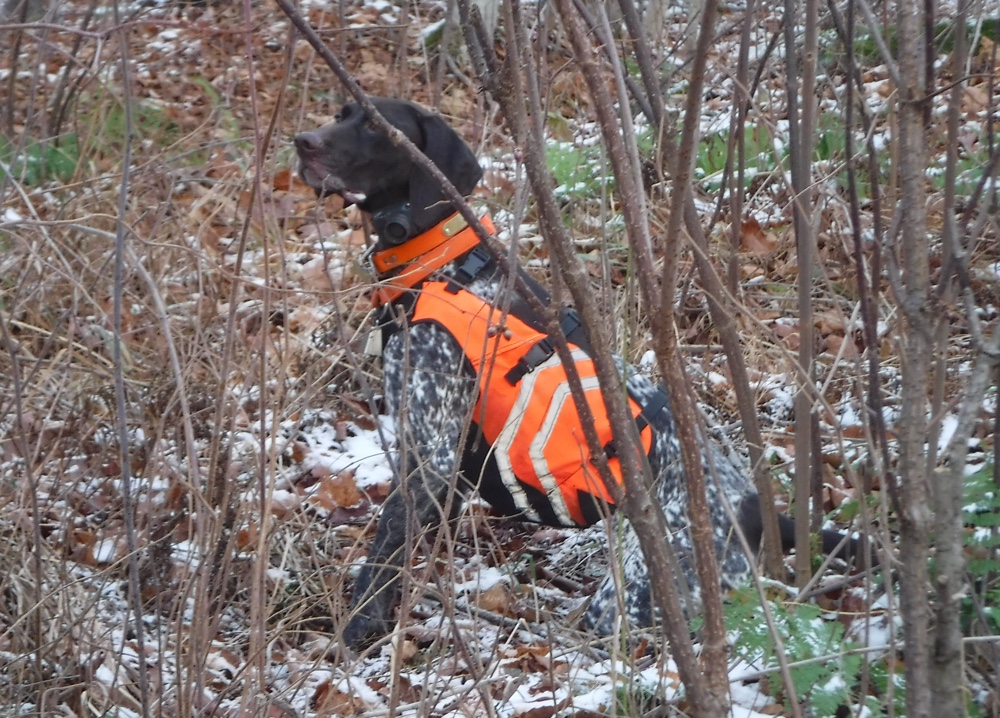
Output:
[336, 106, 353, 122]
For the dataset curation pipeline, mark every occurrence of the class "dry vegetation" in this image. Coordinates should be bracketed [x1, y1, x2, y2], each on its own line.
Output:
[0, 0, 998, 715]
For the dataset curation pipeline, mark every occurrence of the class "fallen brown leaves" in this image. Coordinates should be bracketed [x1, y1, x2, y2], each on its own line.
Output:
[4, 0, 996, 713]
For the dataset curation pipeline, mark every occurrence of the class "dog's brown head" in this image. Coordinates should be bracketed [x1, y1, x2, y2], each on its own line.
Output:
[294, 98, 483, 243]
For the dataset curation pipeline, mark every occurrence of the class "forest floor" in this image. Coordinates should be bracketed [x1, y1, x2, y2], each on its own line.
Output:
[1, 0, 998, 715]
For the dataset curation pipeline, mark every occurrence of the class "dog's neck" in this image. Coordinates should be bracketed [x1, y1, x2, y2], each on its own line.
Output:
[369, 211, 495, 307]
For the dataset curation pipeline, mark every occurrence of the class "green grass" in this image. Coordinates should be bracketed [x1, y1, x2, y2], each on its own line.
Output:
[546, 111, 880, 201]
[833, 18, 1000, 66]
[695, 124, 777, 190]
[932, 136, 996, 197]
[545, 119, 665, 202]
[613, 681, 661, 715]
[546, 138, 611, 200]
[1, 96, 189, 188]
[546, 121, 780, 199]
[695, 111, 860, 192]
[95, 100, 183, 153]
[190, 75, 240, 142]
[0, 133, 81, 185]
[0, 92, 224, 190]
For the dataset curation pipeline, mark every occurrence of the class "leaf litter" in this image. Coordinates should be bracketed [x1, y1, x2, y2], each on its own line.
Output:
[1, 0, 997, 714]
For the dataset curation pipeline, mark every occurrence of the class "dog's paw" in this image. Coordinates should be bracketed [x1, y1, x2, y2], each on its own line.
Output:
[342, 612, 394, 649]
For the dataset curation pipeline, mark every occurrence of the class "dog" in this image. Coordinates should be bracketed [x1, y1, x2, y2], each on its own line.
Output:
[295, 97, 865, 648]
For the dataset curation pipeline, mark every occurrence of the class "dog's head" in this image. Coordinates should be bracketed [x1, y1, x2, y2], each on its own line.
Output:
[294, 98, 483, 242]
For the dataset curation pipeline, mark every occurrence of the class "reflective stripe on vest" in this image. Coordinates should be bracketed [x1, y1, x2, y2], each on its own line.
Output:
[408, 281, 654, 527]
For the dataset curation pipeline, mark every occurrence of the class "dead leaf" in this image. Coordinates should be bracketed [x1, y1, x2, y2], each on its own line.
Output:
[771, 320, 798, 339]
[71, 528, 97, 564]
[840, 424, 868, 440]
[314, 680, 365, 717]
[309, 472, 363, 512]
[272, 167, 303, 192]
[270, 489, 303, 518]
[237, 522, 259, 551]
[513, 702, 567, 718]
[473, 583, 513, 614]
[301, 256, 340, 292]
[393, 639, 419, 663]
[781, 332, 800, 350]
[758, 703, 790, 715]
[976, 36, 997, 73]
[298, 221, 338, 242]
[821, 452, 843, 469]
[815, 313, 845, 335]
[357, 60, 388, 85]
[338, 396, 380, 431]
[823, 333, 857, 357]
[287, 440, 308, 464]
[740, 217, 777, 254]
[963, 85, 990, 117]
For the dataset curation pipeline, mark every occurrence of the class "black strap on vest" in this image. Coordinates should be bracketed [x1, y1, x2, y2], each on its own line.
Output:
[445, 247, 493, 291]
[503, 309, 582, 385]
[603, 384, 671, 458]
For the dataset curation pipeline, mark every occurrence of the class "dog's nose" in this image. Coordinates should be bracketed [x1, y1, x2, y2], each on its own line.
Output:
[294, 132, 324, 154]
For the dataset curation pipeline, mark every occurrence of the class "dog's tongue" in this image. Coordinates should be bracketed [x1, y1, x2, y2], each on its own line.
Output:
[342, 190, 367, 204]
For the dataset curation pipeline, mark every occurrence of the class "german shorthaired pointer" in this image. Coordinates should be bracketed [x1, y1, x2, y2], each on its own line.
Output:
[295, 97, 862, 648]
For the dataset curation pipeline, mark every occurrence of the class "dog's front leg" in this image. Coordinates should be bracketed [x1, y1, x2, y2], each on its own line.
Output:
[344, 324, 476, 648]
[344, 442, 467, 647]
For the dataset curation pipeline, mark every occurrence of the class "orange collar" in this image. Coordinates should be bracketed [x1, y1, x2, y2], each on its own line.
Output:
[370, 211, 495, 306]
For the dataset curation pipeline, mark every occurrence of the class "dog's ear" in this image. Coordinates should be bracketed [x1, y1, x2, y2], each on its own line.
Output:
[408, 110, 483, 230]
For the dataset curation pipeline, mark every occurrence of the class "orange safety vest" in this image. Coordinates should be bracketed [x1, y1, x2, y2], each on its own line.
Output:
[406, 282, 655, 527]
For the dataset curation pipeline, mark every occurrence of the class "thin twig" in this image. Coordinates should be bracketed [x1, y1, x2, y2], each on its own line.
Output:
[109, 0, 151, 711]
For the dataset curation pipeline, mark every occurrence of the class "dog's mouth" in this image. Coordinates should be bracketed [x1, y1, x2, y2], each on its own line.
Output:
[298, 161, 367, 204]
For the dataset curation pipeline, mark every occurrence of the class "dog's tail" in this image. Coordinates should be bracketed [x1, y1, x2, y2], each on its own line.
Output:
[739, 493, 879, 569]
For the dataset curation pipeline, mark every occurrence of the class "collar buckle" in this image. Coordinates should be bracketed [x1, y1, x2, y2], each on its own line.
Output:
[359, 242, 378, 278]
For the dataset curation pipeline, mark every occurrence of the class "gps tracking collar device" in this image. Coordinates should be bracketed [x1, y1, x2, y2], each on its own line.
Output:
[372, 202, 413, 246]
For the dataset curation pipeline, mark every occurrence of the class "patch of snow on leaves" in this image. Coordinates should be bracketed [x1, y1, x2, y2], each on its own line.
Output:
[292, 411, 396, 489]
[847, 596, 899, 650]
[336, 675, 383, 706]
[749, 372, 794, 423]
[453, 564, 509, 594]
[172, 539, 201, 568]
[92, 538, 118, 564]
